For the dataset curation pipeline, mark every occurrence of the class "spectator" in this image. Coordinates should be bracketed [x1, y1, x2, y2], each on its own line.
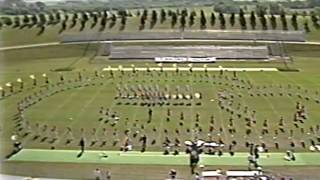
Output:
[105, 170, 111, 180]
[194, 172, 201, 180]
[5, 140, 23, 159]
[169, 169, 177, 180]
[94, 168, 102, 180]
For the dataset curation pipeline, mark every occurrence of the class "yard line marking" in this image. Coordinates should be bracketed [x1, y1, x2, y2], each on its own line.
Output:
[68, 80, 111, 141]
[242, 73, 280, 146]
[21, 82, 86, 146]
[229, 76, 255, 145]
[47, 86, 83, 121]
[73, 81, 109, 120]
[47, 78, 111, 146]
[263, 72, 300, 147]
[190, 72, 196, 141]
[266, 72, 319, 144]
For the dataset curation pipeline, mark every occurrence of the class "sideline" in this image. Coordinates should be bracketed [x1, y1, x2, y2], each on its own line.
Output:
[0, 173, 68, 180]
[7, 149, 320, 166]
[1, 39, 320, 51]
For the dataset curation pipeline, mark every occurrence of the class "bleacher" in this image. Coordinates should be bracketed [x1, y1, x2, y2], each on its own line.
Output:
[109, 45, 270, 60]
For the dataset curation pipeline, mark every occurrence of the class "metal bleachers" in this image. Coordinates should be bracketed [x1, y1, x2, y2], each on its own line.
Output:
[109, 45, 270, 60]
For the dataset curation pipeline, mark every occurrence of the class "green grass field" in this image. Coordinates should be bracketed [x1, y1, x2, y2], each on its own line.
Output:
[1, 8, 320, 178]
[1, 54, 320, 179]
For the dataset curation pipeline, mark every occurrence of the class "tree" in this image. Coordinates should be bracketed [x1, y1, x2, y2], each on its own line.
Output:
[102, 11, 108, 19]
[91, 14, 98, 29]
[78, 12, 89, 31]
[260, 14, 268, 30]
[310, 11, 320, 29]
[19, 14, 30, 29]
[69, 13, 78, 29]
[171, 12, 177, 28]
[304, 20, 310, 33]
[150, 10, 157, 29]
[180, 14, 186, 30]
[81, 12, 89, 22]
[136, 10, 141, 17]
[79, 20, 86, 31]
[190, 10, 197, 17]
[210, 12, 216, 27]
[189, 11, 196, 27]
[229, 13, 235, 27]
[219, 12, 226, 30]
[117, 9, 127, 17]
[55, 11, 61, 23]
[64, 13, 69, 21]
[239, 8, 247, 30]
[200, 10, 206, 29]
[99, 16, 107, 31]
[12, 16, 20, 28]
[120, 15, 127, 31]
[280, 10, 288, 30]
[48, 12, 55, 25]
[109, 13, 116, 29]
[22, 15, 30, 24]
[59, 20, 67, 33]
[142, 9, 148, 20]
[139, 14, 146, 30]
[250, 11, 256, 30]
[38, 13, 46, 26]
[270, 14, 277, 30]
[160, 9, 166, 24]
[181, 8, 188, 17]
[30, 14, 38, 27]
[2, 17, 13, 26]
[291, 12, 299, 31]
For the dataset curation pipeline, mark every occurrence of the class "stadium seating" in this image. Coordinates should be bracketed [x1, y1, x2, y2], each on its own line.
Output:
[109, 45, 270, 60]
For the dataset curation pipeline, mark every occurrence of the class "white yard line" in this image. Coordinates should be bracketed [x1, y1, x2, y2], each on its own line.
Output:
[190, 74, 196, 140]
[244, 73, 280, 118]
[57, 78, 121, 147]
[21, 82, 87, 145]
[211, 75, 229, 142]
[263, 73, 300, 144]
[242, 73, 281, 144]
[47, 87, 83, 122]
[0, 42, 60, 51]
[73, 83, 108, 120]
[230, 78, 258, 142]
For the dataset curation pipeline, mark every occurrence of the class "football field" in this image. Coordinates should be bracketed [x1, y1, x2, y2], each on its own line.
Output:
[1, 14, 320, 178]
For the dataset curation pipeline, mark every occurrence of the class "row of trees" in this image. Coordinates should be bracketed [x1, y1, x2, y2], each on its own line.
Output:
[136, 8, 319, 32]
[0, 8, 319, 35]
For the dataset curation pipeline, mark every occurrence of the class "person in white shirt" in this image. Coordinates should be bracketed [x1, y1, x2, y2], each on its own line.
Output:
[94, 168, 102, 180]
